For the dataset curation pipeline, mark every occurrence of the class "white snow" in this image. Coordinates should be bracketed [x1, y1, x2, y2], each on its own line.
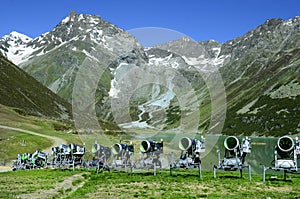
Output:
[89, 17, 100, 24]
[108, 78, 120, 98]
[7, 31, 32, 42]
[49, 66, 75, 93]
[78, 14, 84, 21]
[148, 53, 173, 65]
[283, 20, 293, 26]
[182, 56, 204, 66]
[49, 78, 61, 93]
[0, 31, 37, 65]
[82, 49, 100, 62]
[181, 53, 229, 71]
[228, 70, 245, 85]
[108, 63, 129, 98]
[100, 36, 113, 51]
[212, 47, 221, 57]
[119, 121, 155, 129]
[276, 109, 290, 115]
[61, 16, 70, 24]
[89, 29, 104, 44]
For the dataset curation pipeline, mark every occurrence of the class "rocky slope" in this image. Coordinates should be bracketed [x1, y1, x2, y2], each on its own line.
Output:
[219, 17, 300, 136]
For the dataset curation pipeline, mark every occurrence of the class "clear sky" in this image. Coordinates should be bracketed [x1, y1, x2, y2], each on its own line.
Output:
[1, 0, 300, 43]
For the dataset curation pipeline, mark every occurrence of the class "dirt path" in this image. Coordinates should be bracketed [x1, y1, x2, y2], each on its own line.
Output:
[18, 173, 86, 199]
[0, 125, 67, 153]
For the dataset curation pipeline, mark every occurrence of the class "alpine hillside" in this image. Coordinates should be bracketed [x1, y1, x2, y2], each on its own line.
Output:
[0, 54, 71, 120]
[1, 12, 300, 136]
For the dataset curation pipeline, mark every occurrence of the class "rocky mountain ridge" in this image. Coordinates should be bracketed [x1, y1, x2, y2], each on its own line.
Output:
[1, 12, 300, 136]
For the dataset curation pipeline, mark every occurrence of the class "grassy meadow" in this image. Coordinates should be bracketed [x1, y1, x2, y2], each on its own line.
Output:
[0, 168, 300, 198]
[1, 104, 300, 198]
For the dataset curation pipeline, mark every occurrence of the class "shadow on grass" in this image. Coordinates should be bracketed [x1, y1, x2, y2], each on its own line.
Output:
[219, 175, 241, 179]
[267, 178, 293, 183]
[170, 173, 202, 178]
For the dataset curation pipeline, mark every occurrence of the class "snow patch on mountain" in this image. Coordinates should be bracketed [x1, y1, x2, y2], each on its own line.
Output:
[0, 31, 35, 65]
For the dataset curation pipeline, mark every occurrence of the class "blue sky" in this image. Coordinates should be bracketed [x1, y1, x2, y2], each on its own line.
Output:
[1, 0, 300, 44]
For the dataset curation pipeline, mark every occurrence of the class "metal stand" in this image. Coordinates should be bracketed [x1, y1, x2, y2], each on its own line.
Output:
[262, 166, 299, 182]
[139, 152, 162, 176]
[213, 162, 251, 180]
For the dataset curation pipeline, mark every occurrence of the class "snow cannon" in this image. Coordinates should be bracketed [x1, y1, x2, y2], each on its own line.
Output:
[59, 144, 71, 154]
[112, 143, 134, 155]
[92, 144, 111, 159]
[111, 142, 134, 171]
[213, 136, 252, 180]
[139, 139, 164, 175]
[263, 136, 299, 182]
[70, 143, 85, 155]
[170, 136, 206, 178]
[179, 137, 205, 154]
[179, 137, 193, 151]
[140, 140, 163, 154]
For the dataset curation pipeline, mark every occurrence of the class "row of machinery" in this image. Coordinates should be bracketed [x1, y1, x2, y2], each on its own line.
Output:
[11, 135, 300, 181]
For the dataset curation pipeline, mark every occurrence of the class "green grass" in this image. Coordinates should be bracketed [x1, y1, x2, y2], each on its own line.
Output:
[0, 169, 80, 198]
[0, 169, 299, 199]
[0, 104, 82, 160]
[0, 129, 52, 160]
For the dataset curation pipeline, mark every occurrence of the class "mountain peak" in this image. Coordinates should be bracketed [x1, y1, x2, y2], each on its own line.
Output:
[61, 12, 102, 25]
[0, 31, 33, 65]
[3, 31, 32, 43]
[69, 10, 76, 18]
[264, 18, 283, 27]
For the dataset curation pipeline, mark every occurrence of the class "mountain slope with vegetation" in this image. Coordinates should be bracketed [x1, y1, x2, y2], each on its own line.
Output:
[0, 54, 71, 120]
[219, 17, 300, 136]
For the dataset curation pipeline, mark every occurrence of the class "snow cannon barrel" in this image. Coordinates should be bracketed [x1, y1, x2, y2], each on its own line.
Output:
[92, 144, 111, 159]
[277, 136, 294, 158]
[224, 136, 239, 151]
[112, 143, 134, 155]
[140, 140, 152, 153]
[179, 137, 193, 151]
[70, 143, 85, 154]
[140, 140, 163, 153]
[112, 143, 123, 155]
